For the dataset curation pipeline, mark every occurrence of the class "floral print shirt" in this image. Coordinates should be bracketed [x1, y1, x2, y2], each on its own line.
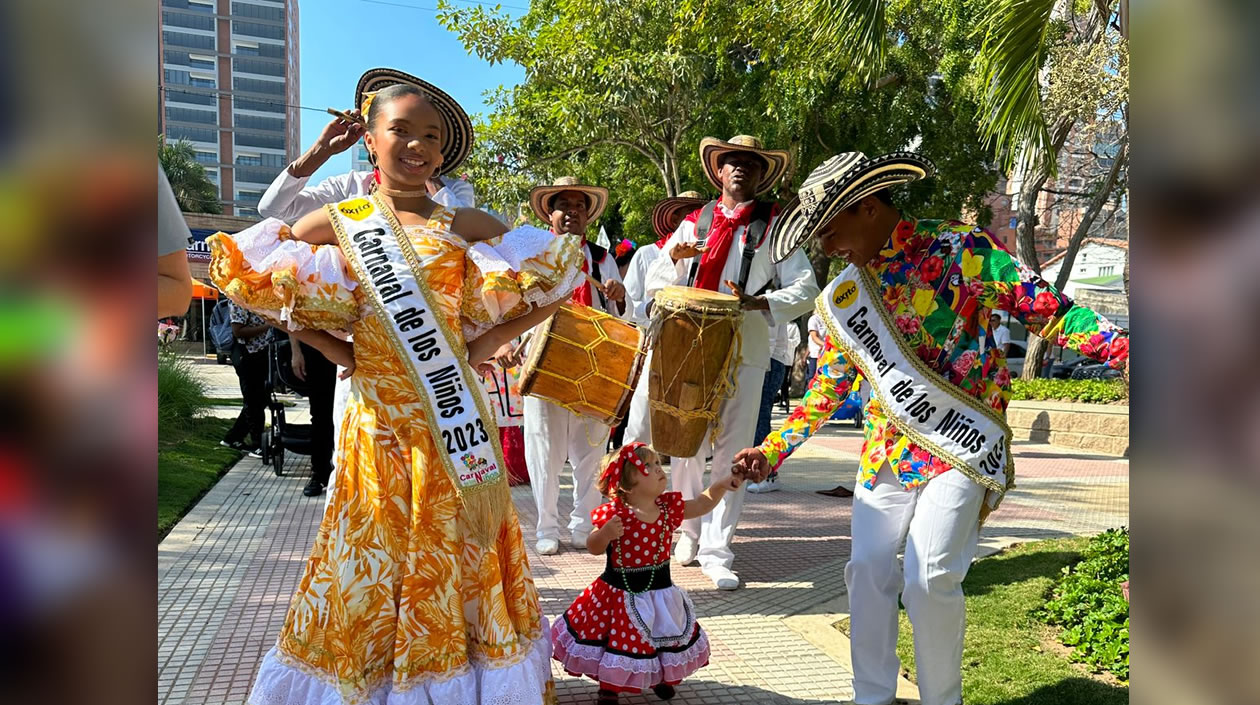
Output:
[759, 218, 1129, 491]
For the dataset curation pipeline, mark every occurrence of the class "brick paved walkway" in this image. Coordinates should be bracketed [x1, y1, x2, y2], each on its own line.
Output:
[160, 361, 1128, 704]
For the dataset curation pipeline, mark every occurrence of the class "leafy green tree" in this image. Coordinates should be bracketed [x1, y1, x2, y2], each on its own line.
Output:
[159, 136, 222, 214]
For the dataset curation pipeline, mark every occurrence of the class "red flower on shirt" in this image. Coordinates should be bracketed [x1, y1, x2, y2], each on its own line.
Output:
[895, 314, 921, 336]
[1033, 291, 1061, 318]
[1106, 336, 1129, 364]
[919, 255, 945, 282]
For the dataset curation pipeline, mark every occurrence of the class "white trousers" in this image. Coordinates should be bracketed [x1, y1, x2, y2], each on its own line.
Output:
[623, 351, 653, 446]
[523, 396, 608, 542]
[671, 362, 763, 570]
[847, 465, 985, 705]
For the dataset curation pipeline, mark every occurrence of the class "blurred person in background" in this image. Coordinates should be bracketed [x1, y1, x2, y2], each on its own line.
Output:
[221, 302, 272, 456]
[157, 168, 192, 318]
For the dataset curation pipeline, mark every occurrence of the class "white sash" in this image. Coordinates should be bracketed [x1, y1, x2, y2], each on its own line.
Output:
[819, 266, 1014, 507]
[327, 195, 507, 502]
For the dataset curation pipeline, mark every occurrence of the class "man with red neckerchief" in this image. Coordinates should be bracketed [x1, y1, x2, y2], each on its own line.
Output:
[522, 176, 627, 557]
[642, 135, 820, 590]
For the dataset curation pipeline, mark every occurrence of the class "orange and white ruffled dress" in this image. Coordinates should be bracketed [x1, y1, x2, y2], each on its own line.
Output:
[208, 204, 584, 705]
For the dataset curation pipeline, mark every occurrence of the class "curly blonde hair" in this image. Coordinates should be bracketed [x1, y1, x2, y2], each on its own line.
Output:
[596, 444, 656, 500]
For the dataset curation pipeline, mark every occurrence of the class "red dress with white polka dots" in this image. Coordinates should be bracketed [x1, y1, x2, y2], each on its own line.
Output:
[550, 492, 710, 693]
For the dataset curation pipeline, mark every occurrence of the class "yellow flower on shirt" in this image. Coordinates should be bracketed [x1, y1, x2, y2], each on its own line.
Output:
[961, 250, 984, 279]
[912, 288, 938, 317]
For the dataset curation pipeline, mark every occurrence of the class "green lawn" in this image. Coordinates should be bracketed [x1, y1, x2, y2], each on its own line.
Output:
[894, 537, 1128, 705]
[158, 416, 241, 541]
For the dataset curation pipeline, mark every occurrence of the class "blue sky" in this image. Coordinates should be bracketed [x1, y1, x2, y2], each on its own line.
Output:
[296, 0, 525, 183]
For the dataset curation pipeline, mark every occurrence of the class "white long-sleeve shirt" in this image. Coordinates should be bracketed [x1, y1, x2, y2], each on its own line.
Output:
[622, 242, 666, 325]
[257, 167, 476, 223]
[643, 201, 819, 371]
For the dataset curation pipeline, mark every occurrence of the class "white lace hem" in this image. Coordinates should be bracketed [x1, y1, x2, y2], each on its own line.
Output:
[247, 623, 553, 705]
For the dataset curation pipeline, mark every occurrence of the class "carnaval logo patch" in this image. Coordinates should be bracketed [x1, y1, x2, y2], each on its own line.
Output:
[338, 198, 375, 220]
[832, 280, 858, 309]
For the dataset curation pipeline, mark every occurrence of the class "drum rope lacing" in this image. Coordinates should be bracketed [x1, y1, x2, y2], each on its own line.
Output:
[645, 301, 743, 448]
[524, 305, 645, 442]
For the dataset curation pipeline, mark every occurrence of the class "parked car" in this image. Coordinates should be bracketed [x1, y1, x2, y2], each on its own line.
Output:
[1004, 341, 1026, 376]
[1070, 362, 1123, 380]
[1050, 356, 1094, 379]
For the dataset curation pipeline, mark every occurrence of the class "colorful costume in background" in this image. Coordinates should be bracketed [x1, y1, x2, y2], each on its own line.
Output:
[209, 197, 585, 705]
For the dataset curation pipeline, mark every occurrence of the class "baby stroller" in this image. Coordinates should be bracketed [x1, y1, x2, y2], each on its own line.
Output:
[259, 338, 314, 477]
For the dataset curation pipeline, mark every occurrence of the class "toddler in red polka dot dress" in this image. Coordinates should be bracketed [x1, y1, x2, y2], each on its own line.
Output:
[550, 442, 743, 703]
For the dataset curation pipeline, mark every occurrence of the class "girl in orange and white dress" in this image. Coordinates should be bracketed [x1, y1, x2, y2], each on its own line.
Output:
[209, 71, 584, 705]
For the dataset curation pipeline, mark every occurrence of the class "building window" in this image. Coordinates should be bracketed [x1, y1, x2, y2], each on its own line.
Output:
[166, 106, 217, 125]
[204, 168, 219, 185]
[235, 131, 285, 150]
[166, 125, 218, 144]
[162, 10, 215, 31]
[194, 151, 218, 165]
[235, 152, 287, 167]
[235, 166, 282, 185]
[232, 20, 284, 40]
[1097, 266, 1115, 276]
[165, 87, 216, 106]
[233, 77, 285, 96]
[234, 113, 285, 132]
[231, 2, 285, 21]
[163, 49, 214, 69]
[233, 42, 285, 59]
[1008, 216, 1018, 229]
[234, 96, 284, 113]
[232, 57, 285, 77]
[162, 0, 215, 11]
[163, 30, 215, 50]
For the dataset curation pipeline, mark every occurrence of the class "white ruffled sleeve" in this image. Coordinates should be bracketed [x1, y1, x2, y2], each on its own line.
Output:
[208, 218, 368, 331]
[460, 225, 585, 341]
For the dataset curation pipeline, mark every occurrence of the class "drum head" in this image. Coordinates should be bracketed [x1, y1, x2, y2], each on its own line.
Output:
[655, 285, 741, 314]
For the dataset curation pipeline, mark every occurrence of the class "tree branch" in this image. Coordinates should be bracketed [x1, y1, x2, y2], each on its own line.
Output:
[1052, 135, 1128, 291]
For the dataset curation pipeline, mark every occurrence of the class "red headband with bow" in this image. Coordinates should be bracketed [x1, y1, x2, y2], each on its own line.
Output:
[600, 442, 650, 494]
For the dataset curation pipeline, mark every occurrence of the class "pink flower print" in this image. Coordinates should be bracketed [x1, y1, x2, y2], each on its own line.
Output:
[895, 314, 921, 336]
[952, 350, 979, 375]
[994, 366, 1012, 387]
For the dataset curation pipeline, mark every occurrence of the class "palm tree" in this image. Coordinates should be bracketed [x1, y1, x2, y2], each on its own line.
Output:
[159, 136, 222, 214]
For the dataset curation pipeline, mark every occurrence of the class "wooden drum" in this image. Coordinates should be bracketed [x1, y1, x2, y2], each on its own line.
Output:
[647, 286, 742, 458]
[519, 303, 647, 426]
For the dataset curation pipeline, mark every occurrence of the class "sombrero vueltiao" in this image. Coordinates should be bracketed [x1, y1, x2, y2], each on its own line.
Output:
[768, 151, 936, 264]
[651, 190, 707, 241]
[355, 68, 473, 176]
[699, 135, 791, 196]
[528, 176, 609, 225]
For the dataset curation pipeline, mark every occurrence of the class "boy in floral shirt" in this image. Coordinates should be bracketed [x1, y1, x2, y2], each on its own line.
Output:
[736, 153, 1127, 705]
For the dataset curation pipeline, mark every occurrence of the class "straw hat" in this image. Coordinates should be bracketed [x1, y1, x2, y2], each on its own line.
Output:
[528, 176, 609, 224]
[355, 68, 473, 175]
[699, 135, 791, 196]
[768, 151, 935, 264]
[651, 190, 708, 240]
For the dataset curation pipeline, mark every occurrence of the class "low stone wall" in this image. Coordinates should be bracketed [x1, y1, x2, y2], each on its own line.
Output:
[1006, 400, 1129, 457]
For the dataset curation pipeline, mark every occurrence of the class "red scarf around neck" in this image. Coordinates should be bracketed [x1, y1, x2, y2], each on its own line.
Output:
[685, 202, 756, 291]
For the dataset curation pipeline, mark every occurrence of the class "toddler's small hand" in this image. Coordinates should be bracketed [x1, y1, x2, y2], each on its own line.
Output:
[603, 516, 624, 539]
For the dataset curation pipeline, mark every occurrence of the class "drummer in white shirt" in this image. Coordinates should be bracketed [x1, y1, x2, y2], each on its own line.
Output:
[642, 135, 819, 590]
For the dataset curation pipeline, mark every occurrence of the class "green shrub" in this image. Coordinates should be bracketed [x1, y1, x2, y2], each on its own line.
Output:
[158, 353, 210, 434]
[1039, 528, 1130, 682]
[1011, 378, 1127, 404]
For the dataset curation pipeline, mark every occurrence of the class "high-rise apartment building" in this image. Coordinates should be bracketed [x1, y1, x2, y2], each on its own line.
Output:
[159, 0, 300, 217]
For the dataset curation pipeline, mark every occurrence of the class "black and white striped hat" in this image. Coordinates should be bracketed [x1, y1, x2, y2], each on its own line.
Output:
[768, 152, 935, 263]
[356, 68, 473, 176]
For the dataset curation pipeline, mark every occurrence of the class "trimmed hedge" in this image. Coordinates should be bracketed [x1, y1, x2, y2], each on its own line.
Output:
[1010, 378, 1127, 404]
[1039, 528, 1130, 682]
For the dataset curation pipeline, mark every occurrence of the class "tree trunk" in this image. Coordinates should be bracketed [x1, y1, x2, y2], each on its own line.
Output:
[1022, 137, 1129, 379]
[1016, 121, 1074, 380]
